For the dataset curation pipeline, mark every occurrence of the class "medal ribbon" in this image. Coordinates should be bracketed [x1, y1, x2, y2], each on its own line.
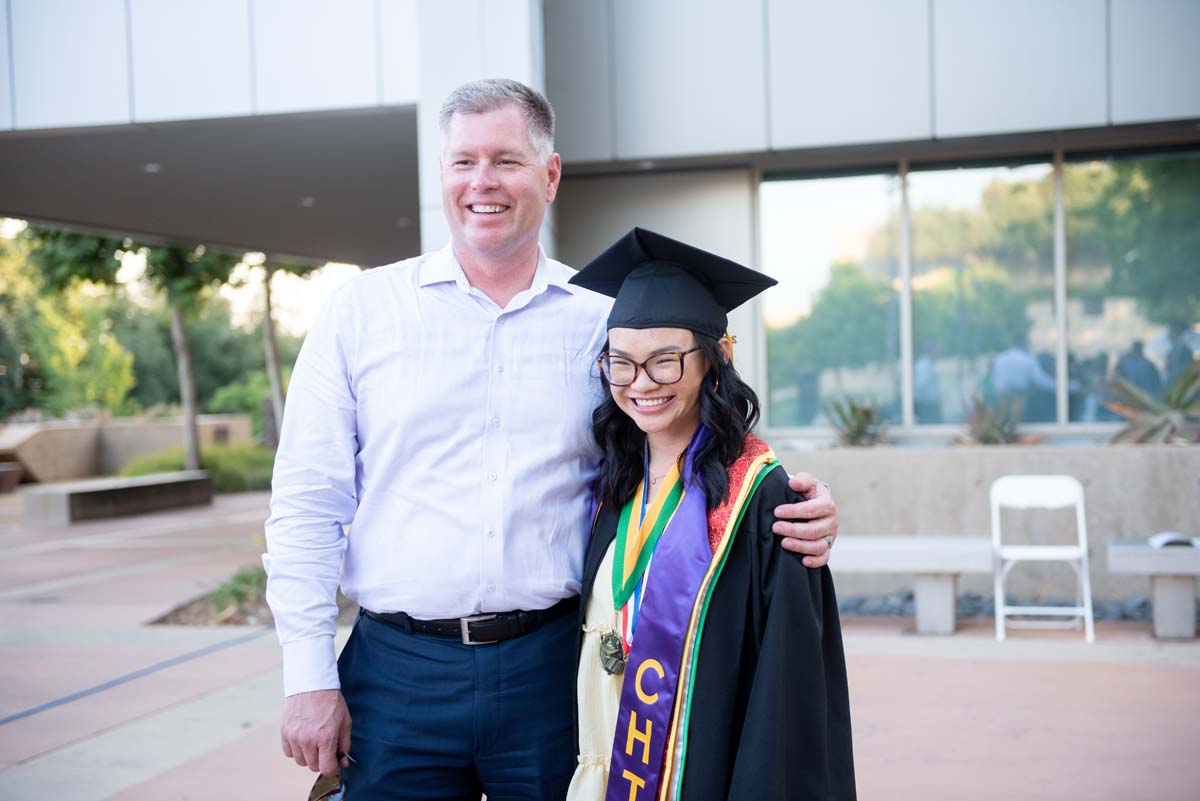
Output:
[612, 460, 683, 615]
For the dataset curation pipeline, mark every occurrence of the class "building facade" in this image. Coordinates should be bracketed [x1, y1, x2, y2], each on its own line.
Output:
[2, 0, 1198, 439]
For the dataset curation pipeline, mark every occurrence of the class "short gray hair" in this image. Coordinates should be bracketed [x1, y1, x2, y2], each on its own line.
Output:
[438, 78, 555, 159]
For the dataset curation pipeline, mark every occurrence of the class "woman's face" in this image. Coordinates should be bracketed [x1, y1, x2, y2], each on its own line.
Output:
[606, 327, 709, 443]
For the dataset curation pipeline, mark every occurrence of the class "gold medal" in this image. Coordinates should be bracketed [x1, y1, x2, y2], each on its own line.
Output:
[599, 630, 626, 675]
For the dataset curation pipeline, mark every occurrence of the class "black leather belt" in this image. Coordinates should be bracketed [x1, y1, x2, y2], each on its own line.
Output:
[363, 595, 579, 646]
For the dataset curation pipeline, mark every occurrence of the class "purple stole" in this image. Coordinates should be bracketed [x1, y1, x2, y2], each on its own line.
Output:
[604, 426, 777, 801]
[605, 428, 711, 801]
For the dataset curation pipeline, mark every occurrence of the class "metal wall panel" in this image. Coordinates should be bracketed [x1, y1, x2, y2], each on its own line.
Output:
[933, 0, 1107, 138]
[380, 0, 419, 105]
[1110, 0, 1200, 124]
[11, 0, 130, 129]
[130, 0, 253, 122]
[253, 0, 378, 114]
[544, 0, 614, 163]
[612, 0, 767, 159]
[769, 0, 932, 149]
[0, 0, 12, 129]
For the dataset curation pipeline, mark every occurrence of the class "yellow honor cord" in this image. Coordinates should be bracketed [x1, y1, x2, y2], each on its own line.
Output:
[622, 461, 682, 587]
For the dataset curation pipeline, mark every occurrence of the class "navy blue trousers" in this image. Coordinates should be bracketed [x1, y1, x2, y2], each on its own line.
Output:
[338, 608, 577, 800]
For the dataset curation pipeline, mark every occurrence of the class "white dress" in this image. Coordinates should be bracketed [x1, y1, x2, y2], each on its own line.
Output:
[566, 541, 625, 801]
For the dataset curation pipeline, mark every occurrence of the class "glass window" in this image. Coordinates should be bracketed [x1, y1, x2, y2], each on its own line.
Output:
[759, 173, 900, 427]
[1064, 152, 1200, 421]
[908, 162, 1059, 425]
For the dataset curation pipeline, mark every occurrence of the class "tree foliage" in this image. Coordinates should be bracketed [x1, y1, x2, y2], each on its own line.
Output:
[143, 244, 239, 309]
[25, 288, 136, 415]
[21, 227, 123, 291]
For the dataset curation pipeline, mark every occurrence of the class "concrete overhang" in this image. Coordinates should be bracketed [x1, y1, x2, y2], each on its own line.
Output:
[0, 106, 421, 267]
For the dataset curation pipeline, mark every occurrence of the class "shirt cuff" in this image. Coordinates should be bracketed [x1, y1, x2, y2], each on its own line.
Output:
[281, 635, 341, 697]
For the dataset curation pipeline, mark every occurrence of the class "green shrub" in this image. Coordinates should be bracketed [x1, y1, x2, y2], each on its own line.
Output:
[208, 368, 290, 438]
[210, 564, 267, 611]
[119, 443, 276, 493]
[826, 396, 888, 446]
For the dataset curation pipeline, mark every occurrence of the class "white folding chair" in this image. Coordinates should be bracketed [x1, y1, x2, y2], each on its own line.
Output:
[991, 475, 1095, 643]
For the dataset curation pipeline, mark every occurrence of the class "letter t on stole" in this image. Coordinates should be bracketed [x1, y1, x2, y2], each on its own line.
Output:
[622, 769, 647, 801]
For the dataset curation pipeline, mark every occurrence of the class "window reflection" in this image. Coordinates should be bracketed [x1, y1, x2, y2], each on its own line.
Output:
[760, 174, 900, 427]
[1065, 153, 1200, 421]
[908, 163, 1059, 424]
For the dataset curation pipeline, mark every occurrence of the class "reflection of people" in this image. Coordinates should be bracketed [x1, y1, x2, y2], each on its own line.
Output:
[264, 80, 841, 798]
[1115, 340, 1163, 397]
[990, 331, 1058, 423]
[1165, 321, 1196, 388]
[567, 229, 855, 801]
[914, 344, 943, 423]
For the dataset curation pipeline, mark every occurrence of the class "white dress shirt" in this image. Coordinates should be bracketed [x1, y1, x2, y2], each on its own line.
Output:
[263, 243, 611, 696]
[991, 346, 1057, 395]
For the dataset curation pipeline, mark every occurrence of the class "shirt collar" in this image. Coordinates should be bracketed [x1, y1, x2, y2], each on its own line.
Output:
[418, 241, 570, 296]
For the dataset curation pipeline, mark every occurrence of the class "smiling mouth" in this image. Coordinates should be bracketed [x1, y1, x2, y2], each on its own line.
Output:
[631, 397, 674, 410]
[469, 204, 509, 214]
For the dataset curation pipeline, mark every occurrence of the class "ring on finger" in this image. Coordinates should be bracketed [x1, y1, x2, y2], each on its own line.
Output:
[822, 534, 833, 550]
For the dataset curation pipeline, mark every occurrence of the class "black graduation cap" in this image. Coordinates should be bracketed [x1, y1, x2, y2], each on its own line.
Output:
[568, 228, 777, 339]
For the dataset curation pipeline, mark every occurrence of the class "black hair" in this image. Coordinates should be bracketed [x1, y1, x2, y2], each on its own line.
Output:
[591, 333, 761, 511]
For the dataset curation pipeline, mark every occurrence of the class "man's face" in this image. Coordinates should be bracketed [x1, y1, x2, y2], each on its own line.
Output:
[440, 104, 561, 263]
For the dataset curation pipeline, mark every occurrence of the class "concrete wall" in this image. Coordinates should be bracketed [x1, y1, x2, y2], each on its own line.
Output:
[2, 416, 253, 481]
[3, 0, 419, 131]
[544, 0, 1200, 163]
[0, 423, 100, 483]
[97, 416, 254, 475]
[774, 444, 1200, 601]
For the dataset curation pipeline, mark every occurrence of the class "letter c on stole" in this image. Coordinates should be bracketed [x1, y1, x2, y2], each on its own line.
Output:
[634, 658, 665, 705]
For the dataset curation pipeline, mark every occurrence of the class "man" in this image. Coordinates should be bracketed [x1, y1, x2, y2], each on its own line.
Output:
[990, 331, 1059, 424]
[265, 79, 839, 800]
[1114, 340, 1162, 398]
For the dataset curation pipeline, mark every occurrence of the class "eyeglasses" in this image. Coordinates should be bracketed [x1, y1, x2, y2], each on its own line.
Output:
[598, 346, 703, 387]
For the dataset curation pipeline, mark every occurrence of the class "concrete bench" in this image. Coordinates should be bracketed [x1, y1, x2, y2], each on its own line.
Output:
[1107, 538, 1200, 639]
[22, 470, 213, 525]
[834, 535, 993, 635]
[0, 462, 21, 493]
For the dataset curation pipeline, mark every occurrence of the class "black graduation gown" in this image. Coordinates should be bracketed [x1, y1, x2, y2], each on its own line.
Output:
[577, 465, 856, 801]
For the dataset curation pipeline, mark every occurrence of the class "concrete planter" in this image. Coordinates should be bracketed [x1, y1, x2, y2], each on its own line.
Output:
[0, 415, 253, 482]
[773, 443, 1200, 601]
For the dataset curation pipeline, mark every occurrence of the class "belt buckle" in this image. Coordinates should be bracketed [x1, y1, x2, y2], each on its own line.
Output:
[460, 613, 499, 645]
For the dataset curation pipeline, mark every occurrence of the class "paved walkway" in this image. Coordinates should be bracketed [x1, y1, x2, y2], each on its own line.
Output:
[0, 491, 1197, 800]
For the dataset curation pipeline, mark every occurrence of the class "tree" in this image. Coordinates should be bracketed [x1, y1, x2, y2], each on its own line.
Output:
[18, 227, 136, 416]
[0, 236, 41, 417]
[21, 227, 123, 290]
[141, 244, 240, 469]
[25, 288, 136, 415]
[258, 256, 320, 445]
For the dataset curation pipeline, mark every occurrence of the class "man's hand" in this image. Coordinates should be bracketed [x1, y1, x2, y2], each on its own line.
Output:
[773, 472, 838, 568]
[281, 689, 352, 776]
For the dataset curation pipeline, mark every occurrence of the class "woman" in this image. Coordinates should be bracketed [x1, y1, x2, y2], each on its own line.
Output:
[566, 229, 855, 801]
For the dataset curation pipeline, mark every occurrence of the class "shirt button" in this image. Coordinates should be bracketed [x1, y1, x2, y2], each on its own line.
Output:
[496, 364, 504, 373]
[492, 417, 501, 427]
[486, 583, 496, 592]
[488, 472, 498, 482]
[487, 529, 496, 539]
